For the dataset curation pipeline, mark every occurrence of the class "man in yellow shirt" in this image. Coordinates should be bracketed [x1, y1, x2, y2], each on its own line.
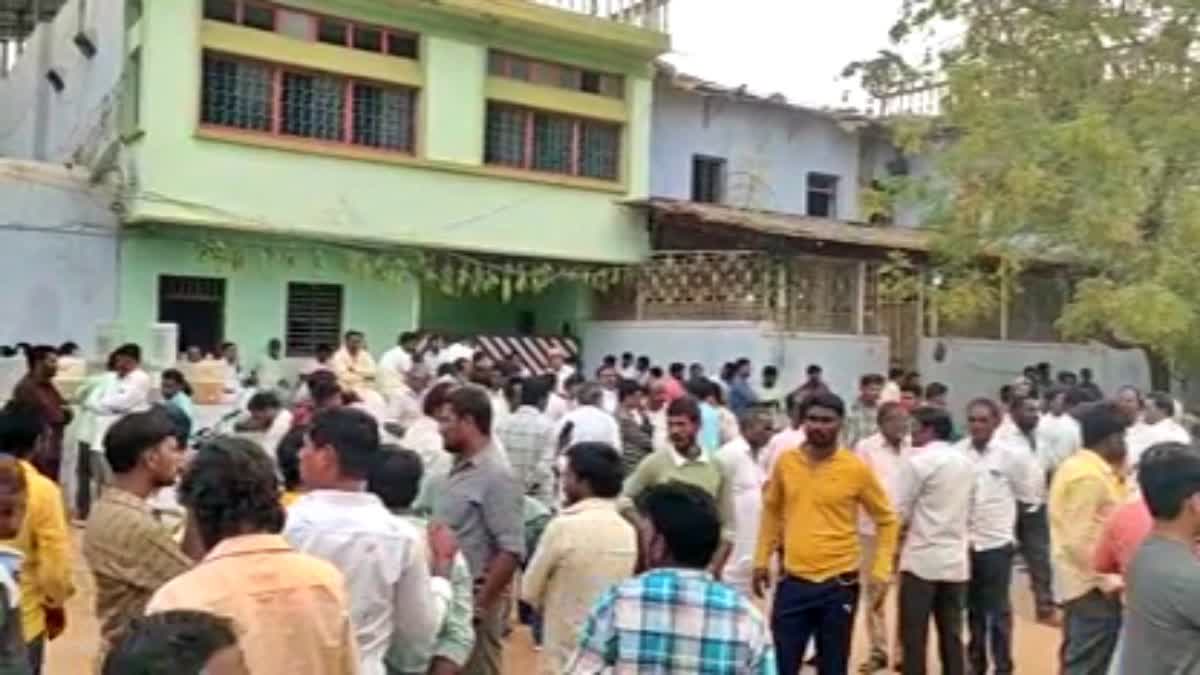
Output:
[753, 392, 899, 675]
[1048, 401, 1129, 675]
[0, 402, 74, 674]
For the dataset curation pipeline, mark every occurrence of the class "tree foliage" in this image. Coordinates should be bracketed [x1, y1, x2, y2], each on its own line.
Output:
[849, 0, 1200, 385]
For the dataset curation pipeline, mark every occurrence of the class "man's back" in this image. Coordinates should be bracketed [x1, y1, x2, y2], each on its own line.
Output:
[567, 568, 775, 674]
[284, 490, 443, 674]
[1124, 536, 1200, 674]
[897, 442, 975, 581]
[147, 534, 358, 675]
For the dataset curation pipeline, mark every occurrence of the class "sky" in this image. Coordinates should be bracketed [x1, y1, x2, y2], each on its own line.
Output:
[662, 0, 906, 110]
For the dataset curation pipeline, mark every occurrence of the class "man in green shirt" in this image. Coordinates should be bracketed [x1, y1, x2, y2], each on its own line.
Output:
[622, 396, 733, 576]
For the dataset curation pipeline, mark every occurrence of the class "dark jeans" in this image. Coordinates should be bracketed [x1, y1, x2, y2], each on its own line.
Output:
[1060, 590, 1121, 675]
[899, 572, 965, 675]
[26, 634, 43, 674]
[1016, 503, 1055, 615]
[772, 573, 860, 675]
[968, 546, 1014, 675]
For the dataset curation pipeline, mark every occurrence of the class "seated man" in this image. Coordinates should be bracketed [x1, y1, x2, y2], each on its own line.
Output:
[233, 392, 293, 458]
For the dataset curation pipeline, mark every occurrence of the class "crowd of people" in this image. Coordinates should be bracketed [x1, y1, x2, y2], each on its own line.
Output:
[0, 334, 1197, 674]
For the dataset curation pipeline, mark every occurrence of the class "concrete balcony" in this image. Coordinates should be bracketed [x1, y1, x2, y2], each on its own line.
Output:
[531, 0, 669, 32]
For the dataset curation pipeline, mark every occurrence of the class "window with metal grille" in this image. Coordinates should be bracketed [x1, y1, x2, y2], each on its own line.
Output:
[806, 172, 839, 218]
[691, 155, 726, 203]
[485, 103, 621, 181]
[488, 51, 623, 99]
[203, 0, 419, 60]
[286, 282, 343, 357]
[201, 53, 272, 132]
[200, 52, 417, 154]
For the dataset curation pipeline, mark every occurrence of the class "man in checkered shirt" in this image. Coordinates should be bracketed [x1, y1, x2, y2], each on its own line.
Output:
[565, 482, 775, 675]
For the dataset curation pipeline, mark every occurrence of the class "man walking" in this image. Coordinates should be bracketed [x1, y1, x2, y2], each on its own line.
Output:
[494, 376, 556, 508]
[894, 406, 975, 675]
[568, 483, 775, 674]
[961, 398, 1042, 675]
[854, 402, 912, 672]
[435, 386, 525, 675]
[522, 442, 637, 675]
[754, 392, 899, 675]
[715, 410, 775, 598]
[284, 407, 449, 675]
[997, 395, 1057, 624]
[845, 374, 885, 449]
[1050, 402, 1129, 675]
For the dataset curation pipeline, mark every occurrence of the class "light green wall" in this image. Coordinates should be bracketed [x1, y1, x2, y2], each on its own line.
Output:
[127, 0, 656, 264]
[420, 281, 591, 335]
[117, 228, 418, 354]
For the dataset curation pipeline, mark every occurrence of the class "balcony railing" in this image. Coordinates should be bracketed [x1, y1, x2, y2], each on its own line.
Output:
[530, 0, 669, 32]
[870, 82, 945, 117]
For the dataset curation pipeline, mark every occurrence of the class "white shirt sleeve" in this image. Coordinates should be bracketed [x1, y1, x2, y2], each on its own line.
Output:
[1007, 445, 1045, 506]
[390, 531, 450, 656]
[99, 370, 152, 415]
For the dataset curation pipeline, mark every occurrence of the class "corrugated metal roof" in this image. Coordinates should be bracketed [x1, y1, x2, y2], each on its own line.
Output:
[631, 197, 932, 252]
[0, 0, 68, 40]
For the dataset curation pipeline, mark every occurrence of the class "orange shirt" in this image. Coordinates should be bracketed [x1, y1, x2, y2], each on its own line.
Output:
[147, 534, 358, 675]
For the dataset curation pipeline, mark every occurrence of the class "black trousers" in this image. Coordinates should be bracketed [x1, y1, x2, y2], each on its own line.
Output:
[899, 572, 966, 675]
[772, 574, 860, 675]
[968, 546, 1014, 675]
[1016, 503, 1055, 615]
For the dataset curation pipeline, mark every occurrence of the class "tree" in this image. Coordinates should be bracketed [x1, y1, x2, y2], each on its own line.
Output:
[848, 0, 1200, 390]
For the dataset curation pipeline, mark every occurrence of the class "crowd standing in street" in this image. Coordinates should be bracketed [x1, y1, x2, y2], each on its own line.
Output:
[0, 334, 1195, 674]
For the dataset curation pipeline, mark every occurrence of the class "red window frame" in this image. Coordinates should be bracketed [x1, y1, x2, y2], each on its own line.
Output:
[200, 51, 417, 155]
[205, 0, 419, 59]
[484, 102, 621, 181]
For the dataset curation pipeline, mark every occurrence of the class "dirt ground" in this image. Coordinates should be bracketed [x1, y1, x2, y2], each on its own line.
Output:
[46, 532, 1064, 674]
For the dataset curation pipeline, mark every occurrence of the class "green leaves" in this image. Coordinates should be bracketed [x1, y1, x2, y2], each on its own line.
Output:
[190, 237, 624, 302]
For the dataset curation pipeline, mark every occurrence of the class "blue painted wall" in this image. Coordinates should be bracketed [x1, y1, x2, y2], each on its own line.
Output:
[649, 83, 864, 220]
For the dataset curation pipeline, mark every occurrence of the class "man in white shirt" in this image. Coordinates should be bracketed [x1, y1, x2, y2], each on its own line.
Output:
[715, 409, 775, 597]
[618, 352, 638, 381]
[546, 347, 575, 396]
[249, 338, 288, 393]
[761, 399, 807, 474]
[960, 398, 1043, 675]
[995, 395, 1057, 624]
[555, 383, 621, 452]
[331, 330, 378, 395]
[1127, 391, 1191, 472]
[96, 344, 153, 416]
[235, 391, 294, 459]
[894, 406, 976, 675]
[1037, 387, 1083, 478]
[596, 363, 619, 415]
[854, 402, 914, 672]
[220, 341, 243, 397]
[378, 332, 419, 404]
[284, 407, 450, 675]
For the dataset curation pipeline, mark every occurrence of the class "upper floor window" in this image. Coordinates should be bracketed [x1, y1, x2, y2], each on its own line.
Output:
[203, 0, 419, 59]
[691, 155, 726, 204]
[201, 52, 417, 153]
[488, 51, 623, 99]
[484, 103, 621, 181]
[806, 172, 839, 218]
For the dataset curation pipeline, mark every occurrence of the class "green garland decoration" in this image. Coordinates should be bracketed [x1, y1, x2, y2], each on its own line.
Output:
[194, 237, 633, 302]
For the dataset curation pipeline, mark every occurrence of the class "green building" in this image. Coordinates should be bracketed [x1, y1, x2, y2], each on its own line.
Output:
[113, 0, 668, 356]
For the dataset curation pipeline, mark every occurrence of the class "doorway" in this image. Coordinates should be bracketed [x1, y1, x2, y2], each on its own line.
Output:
[158, 275, 226, 355]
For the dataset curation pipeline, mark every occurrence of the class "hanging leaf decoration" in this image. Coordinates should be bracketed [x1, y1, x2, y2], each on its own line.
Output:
[188, 235, 630, 303]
